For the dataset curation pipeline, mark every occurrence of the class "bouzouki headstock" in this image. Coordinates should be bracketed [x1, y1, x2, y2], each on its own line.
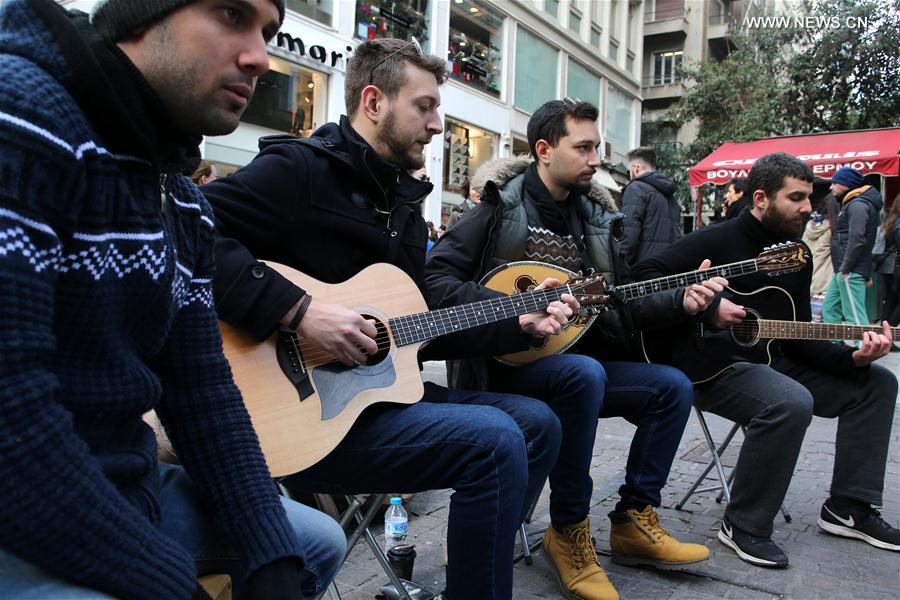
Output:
[567, 272, 610, 308]
[756, 242, 808, 276]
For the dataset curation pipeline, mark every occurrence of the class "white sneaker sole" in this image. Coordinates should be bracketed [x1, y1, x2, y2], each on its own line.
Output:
[717, 530, 786, 567]
[817, 517, 900, 551]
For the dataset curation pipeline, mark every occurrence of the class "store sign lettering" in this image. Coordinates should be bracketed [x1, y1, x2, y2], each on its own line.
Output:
[711, 150, 880, 168]
[275, 32, 354, 68]
[706, 160, 878, 181]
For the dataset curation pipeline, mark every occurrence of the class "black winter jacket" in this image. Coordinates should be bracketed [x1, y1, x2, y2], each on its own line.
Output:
[204, 117, 525, 361]
[830, 185, 883, 278]
[633, 209, 859, 377]
[425, 158, 689, 391]
[621, 171, 682, 265]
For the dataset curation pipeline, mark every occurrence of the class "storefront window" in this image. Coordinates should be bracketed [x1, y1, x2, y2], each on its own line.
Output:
[447, 0, 504, 98]
[355, 0, 430, 43]
[240, 57, 328, 138]
[285, 0, 332, 26]
[514, 27, 558, 114]
[567, 59, 601, 108]
[442, 118, 498, 221]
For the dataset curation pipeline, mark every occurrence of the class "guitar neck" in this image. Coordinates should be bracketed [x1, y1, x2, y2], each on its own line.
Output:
[617, 259, 760, 301]
[389, 286, 569, 346]
[757, 320, 900, 341]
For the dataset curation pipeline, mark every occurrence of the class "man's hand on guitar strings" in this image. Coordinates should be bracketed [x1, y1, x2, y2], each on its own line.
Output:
[682, 259, 729, 316]
[293, 298, 378, 366]
[518, 277, 581, 339]
[852, 321, 893, 367]
[710, 298, 747, 329]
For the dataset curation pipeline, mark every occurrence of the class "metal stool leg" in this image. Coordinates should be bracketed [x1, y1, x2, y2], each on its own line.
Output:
[518, 523, 533, 565]
[676, 408, 739, 509]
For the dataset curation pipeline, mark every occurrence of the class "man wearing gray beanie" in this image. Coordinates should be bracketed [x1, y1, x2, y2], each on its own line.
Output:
[91, 0, 285, 41]
[0, 1, 344, 599]
[823, 166, 885, 328]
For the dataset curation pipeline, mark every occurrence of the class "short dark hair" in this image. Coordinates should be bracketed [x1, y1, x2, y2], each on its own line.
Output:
[526, 99, 599, 158]
[747, 152, 813, 200]
[626, 147, 657, 170]
[730, 177, 749, 196]
[345, 38, 448, 118]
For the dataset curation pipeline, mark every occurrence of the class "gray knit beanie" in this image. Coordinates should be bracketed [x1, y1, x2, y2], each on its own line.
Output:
[91, 0, 285, 41]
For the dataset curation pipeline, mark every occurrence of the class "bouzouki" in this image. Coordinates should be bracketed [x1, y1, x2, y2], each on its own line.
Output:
[219, 262, 608, 476]
[640, 285, 899, 384]
[481, 243, 808, 366]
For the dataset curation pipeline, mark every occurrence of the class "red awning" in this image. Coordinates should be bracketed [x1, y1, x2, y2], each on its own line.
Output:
[689, 128, 900, 187]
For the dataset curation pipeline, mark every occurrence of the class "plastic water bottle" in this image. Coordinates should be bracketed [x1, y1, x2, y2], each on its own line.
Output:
[384, 497, 408, 552]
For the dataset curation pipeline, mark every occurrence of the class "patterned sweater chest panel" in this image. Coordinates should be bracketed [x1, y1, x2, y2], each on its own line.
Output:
[524, 225, 583, 272]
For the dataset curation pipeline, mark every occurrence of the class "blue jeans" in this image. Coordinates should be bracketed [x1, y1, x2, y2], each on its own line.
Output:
[283, 383, 561, 600]
[491, 356, 693, 522]
[0, 464, 346, 599]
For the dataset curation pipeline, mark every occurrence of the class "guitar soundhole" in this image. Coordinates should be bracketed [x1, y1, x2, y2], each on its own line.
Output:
[360, 314, 391, 366]
[514, 275, 538, 294]
[732, 310, 761, 347]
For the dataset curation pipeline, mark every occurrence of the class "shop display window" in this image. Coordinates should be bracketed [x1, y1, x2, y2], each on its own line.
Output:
[355, 0, 430, 44]
[240, 58, 327, 138]
[447, 0, 504, 98]
[285, 0, 332, 26]
[442, 118, 498, 191]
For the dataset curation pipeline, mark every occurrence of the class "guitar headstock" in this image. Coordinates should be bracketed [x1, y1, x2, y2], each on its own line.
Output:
[756, 242, 808, 276]
[568, 273, 610, 308]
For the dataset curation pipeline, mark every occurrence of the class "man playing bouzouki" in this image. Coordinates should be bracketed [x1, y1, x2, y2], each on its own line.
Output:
[204, 38, 581, 600]
[633, 152, 899, 567]
[425, 99, 728, 600]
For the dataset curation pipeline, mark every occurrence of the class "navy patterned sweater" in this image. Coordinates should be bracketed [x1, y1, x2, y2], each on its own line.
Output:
[0, 1, 303, 598]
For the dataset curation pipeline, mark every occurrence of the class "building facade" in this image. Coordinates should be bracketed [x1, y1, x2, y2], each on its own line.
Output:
[61, 1, 644, 225]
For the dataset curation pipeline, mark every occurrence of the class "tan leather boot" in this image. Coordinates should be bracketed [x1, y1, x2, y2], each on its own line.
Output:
[609, 506, 710, 570]
[541, 518, 619, 600]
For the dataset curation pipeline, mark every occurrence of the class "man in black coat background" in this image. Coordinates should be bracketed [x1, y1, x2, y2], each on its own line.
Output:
[621, 146, 683, 265]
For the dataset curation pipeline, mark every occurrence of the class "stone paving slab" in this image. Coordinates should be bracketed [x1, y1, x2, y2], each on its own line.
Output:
[333, 352, 900, 598]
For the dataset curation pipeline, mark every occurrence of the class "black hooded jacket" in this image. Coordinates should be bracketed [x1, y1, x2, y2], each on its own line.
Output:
[621, 170, 682, 265]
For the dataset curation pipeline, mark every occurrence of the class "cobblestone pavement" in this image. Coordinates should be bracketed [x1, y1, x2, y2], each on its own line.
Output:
[332, 352, 900, 599]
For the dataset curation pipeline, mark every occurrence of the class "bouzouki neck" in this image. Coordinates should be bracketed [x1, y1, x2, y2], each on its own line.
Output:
[615, 259, 760, 301]
[756, 320, 900, 341]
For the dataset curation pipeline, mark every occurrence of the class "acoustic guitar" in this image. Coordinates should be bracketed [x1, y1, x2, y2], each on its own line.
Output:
[219, 262, 608, 476]
[481, 242, 808, 366]
[640, 285, 899, 384]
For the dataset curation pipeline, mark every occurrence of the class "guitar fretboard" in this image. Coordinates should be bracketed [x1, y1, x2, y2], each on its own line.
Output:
[389, 287, 569, 346]
[758, 320, 900, 341]
[616, 259, 760, 301]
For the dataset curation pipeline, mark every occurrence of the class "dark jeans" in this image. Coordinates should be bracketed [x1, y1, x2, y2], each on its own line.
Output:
[0, 464, 347, 599]
[490, 355, 693, 523]
[694, 357, 897, 537]
[283, 383, 561, 600]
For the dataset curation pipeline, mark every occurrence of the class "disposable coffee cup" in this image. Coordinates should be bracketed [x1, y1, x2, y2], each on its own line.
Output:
[387, 544, 416, 581]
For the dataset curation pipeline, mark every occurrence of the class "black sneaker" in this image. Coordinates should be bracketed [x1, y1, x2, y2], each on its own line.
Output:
[717, 517, 788, 568]
[818, 500, 900, 551]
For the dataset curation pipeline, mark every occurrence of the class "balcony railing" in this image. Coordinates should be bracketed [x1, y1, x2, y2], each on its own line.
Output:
[643, 75, 683, 88]
[709, 12, 735, 27]
[645, 6, 686, 22]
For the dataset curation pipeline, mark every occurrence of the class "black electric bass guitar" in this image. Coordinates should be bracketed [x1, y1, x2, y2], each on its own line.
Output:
[641, 285, 899, 384]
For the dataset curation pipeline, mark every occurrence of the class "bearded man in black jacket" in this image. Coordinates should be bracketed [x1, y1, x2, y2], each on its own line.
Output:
[633, 152, 898, 567]
[203, 38, 576, 600]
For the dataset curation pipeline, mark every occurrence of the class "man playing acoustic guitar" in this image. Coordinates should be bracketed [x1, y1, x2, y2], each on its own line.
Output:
[633, 152, 899, 567]
[425, 99, 728, 600]
[204, 38, 580, 600]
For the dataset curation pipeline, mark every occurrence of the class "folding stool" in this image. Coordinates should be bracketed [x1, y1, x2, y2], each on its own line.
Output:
[675, 407, 791, 522]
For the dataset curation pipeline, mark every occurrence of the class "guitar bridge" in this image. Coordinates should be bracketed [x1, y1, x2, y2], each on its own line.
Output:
[276, 328, 314, 403]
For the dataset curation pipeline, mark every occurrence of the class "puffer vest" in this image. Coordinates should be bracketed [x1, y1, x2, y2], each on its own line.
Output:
[488, 173, 623, 281]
